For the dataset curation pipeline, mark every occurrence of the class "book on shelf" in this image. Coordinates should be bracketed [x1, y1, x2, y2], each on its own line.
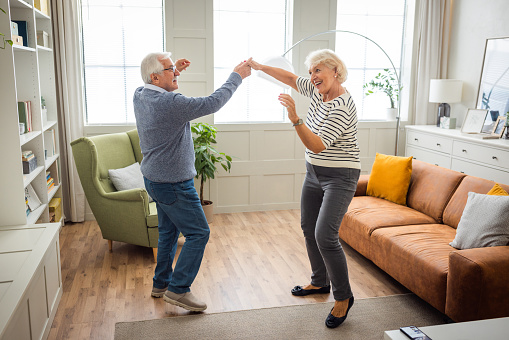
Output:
[49, 197, 62, 222]
[25, 184, 42, 212]
[22, 150, 34, 161]
[46, 170, 55, 192]
[43, 130, 56, 158]
[13, 20, 28, 47]
[17, 101, 32, 133]
[34, 0, 50, 16]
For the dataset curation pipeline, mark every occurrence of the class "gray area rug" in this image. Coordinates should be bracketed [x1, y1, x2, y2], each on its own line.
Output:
[115, 294, 447, 340]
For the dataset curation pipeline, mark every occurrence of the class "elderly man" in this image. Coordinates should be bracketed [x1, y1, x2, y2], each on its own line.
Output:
[134, 52, 251, 311]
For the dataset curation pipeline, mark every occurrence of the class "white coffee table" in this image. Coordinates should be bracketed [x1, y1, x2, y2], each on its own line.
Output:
[384, 317, 509, 340]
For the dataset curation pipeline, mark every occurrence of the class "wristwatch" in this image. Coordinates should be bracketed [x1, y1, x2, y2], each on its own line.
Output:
[293, 118, 304, 127]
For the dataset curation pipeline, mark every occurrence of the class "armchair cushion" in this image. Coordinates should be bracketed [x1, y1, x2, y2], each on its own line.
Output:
[108, 162, 153, 202]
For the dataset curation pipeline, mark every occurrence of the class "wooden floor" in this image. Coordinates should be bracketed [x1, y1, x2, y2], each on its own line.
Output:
[48, 210, 408, 339]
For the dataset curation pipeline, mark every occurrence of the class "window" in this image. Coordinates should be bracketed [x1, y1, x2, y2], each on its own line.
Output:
[213, 0, 290, 124]
[81, 0, 164, 125]
[336, 0, 406, 120]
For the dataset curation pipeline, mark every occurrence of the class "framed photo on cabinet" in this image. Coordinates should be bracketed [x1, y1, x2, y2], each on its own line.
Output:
[492, 116, 507, 138]
[461, 109, 488, 133]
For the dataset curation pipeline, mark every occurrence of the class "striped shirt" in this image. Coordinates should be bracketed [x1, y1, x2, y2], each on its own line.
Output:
[296, 76, 360, 169]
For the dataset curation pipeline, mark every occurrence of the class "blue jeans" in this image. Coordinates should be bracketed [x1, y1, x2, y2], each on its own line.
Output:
[144, 177, 210, 294]
[301, 162, 360, 301]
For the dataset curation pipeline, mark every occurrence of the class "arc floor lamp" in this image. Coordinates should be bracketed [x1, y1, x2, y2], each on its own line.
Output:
[260, 29, 402, 156]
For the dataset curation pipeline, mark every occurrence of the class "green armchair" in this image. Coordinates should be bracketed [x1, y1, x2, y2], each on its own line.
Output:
[71, 129, 159, 261]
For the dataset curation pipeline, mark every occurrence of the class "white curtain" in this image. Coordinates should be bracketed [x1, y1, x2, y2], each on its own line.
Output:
[51, 0, 86, 222]
[411, 0, 452, 125]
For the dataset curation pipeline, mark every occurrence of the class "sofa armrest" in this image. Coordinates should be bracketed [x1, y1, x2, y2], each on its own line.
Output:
[446, 246, 509, 322]
[355, 175, 369, 196]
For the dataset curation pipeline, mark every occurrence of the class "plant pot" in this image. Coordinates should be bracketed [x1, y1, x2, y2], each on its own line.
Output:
[386, 108, 398, 121]
[202, 200, 214, 224]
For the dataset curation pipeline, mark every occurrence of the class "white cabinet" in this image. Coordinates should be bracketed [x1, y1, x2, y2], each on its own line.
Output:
[0, 223, 62, 340]
[0, 0, 63, 226]
[405, 125, 509, 184]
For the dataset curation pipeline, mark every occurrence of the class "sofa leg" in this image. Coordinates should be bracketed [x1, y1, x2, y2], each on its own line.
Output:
[108, 240, 113, 252]
[152, 248, 158, 262]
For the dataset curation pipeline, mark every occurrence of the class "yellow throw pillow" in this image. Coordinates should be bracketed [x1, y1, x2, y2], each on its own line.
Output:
[367, 153, 413, 205]
[487, 183, 509, 196]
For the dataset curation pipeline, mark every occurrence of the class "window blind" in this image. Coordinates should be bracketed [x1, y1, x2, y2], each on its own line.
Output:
[81, 0, 164, 125]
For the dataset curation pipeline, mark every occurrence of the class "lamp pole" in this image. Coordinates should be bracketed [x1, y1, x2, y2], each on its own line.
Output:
[281, 30, 402, 156]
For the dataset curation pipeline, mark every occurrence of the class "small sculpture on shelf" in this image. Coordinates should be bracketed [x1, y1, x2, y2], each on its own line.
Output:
[41, 96, 48, 126]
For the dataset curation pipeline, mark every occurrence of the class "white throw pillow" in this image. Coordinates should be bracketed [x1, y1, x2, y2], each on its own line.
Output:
[450, 192, 509, 249]
[108, 163, 153, 202]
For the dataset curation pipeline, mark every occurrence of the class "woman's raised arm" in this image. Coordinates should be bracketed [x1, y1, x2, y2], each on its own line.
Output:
[248, 59, 298, 91]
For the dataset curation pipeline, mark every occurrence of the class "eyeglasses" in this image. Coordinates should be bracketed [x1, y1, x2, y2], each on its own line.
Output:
[162, 66, 176, 73]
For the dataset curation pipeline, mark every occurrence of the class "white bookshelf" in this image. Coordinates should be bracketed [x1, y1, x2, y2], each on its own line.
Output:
[0, 0, 63, 226]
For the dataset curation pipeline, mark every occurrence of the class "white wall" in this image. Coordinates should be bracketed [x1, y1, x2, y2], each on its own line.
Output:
[447, 0, 509, 126]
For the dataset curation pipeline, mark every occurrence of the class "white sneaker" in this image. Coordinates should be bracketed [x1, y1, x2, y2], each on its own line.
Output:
[163, 290, 207, 311]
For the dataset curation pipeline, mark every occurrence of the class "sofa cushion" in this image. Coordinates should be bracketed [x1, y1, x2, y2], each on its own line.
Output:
[366, 153, 413, 205]
[443, 176, 509, 229]
[339, 196, 436, 258]
[370, 224, 457, 313]
[406, 160, 465, 223]
[449, 192, 509, 249]
[487, 183, 509, 196]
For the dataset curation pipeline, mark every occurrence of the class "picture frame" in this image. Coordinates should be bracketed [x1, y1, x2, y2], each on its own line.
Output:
[491, 116, 507, 138]
[476, 37, 509, 120]
[461, 109, 488, 133]
[481, 111, 499, 133]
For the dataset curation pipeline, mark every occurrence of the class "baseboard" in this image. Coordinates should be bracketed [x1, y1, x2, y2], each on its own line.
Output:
[214, 202, 300, 214]
[85, 212, 96, 221]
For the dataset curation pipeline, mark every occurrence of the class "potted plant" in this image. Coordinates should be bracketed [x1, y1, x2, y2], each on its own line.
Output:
[363, 68, 402, 120]
[191, 122, 233, 223]
[1, 8, 13, 49]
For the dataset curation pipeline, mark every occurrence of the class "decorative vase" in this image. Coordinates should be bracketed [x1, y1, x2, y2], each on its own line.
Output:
[202, 200, 214, 224]
[386, 108, 398, 121]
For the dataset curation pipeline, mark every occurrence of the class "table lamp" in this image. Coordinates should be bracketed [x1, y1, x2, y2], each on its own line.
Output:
[429, 79, 463, 127]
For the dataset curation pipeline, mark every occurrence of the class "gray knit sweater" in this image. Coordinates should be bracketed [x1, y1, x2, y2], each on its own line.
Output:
[133, 72, 242, 183]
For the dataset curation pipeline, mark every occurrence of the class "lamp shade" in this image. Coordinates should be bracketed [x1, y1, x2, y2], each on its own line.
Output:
[429, 79, 463, 103]
[257, 56, 295, 89]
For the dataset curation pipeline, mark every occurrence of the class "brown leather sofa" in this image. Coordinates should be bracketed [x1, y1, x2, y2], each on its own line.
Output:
[339, 159, 509, 322]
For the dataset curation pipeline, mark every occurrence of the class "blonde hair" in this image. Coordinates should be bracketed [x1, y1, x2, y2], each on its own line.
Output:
[304, 49, 347, 83]
[140, 52, 172, 84]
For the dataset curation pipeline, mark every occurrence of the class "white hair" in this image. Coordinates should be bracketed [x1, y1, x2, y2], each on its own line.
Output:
[140, 52, 172, 84]
[304, 49, 348, 84]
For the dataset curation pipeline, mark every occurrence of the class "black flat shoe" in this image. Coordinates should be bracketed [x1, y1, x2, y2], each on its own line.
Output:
[325, 296, 354, 328]
[291, 285, 331, 296]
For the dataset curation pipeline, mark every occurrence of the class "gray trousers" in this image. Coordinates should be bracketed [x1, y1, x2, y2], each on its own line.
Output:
[301, 161, 360, 301]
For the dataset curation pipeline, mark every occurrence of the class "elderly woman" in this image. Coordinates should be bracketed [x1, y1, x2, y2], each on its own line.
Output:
[248, 49, 360, 328]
